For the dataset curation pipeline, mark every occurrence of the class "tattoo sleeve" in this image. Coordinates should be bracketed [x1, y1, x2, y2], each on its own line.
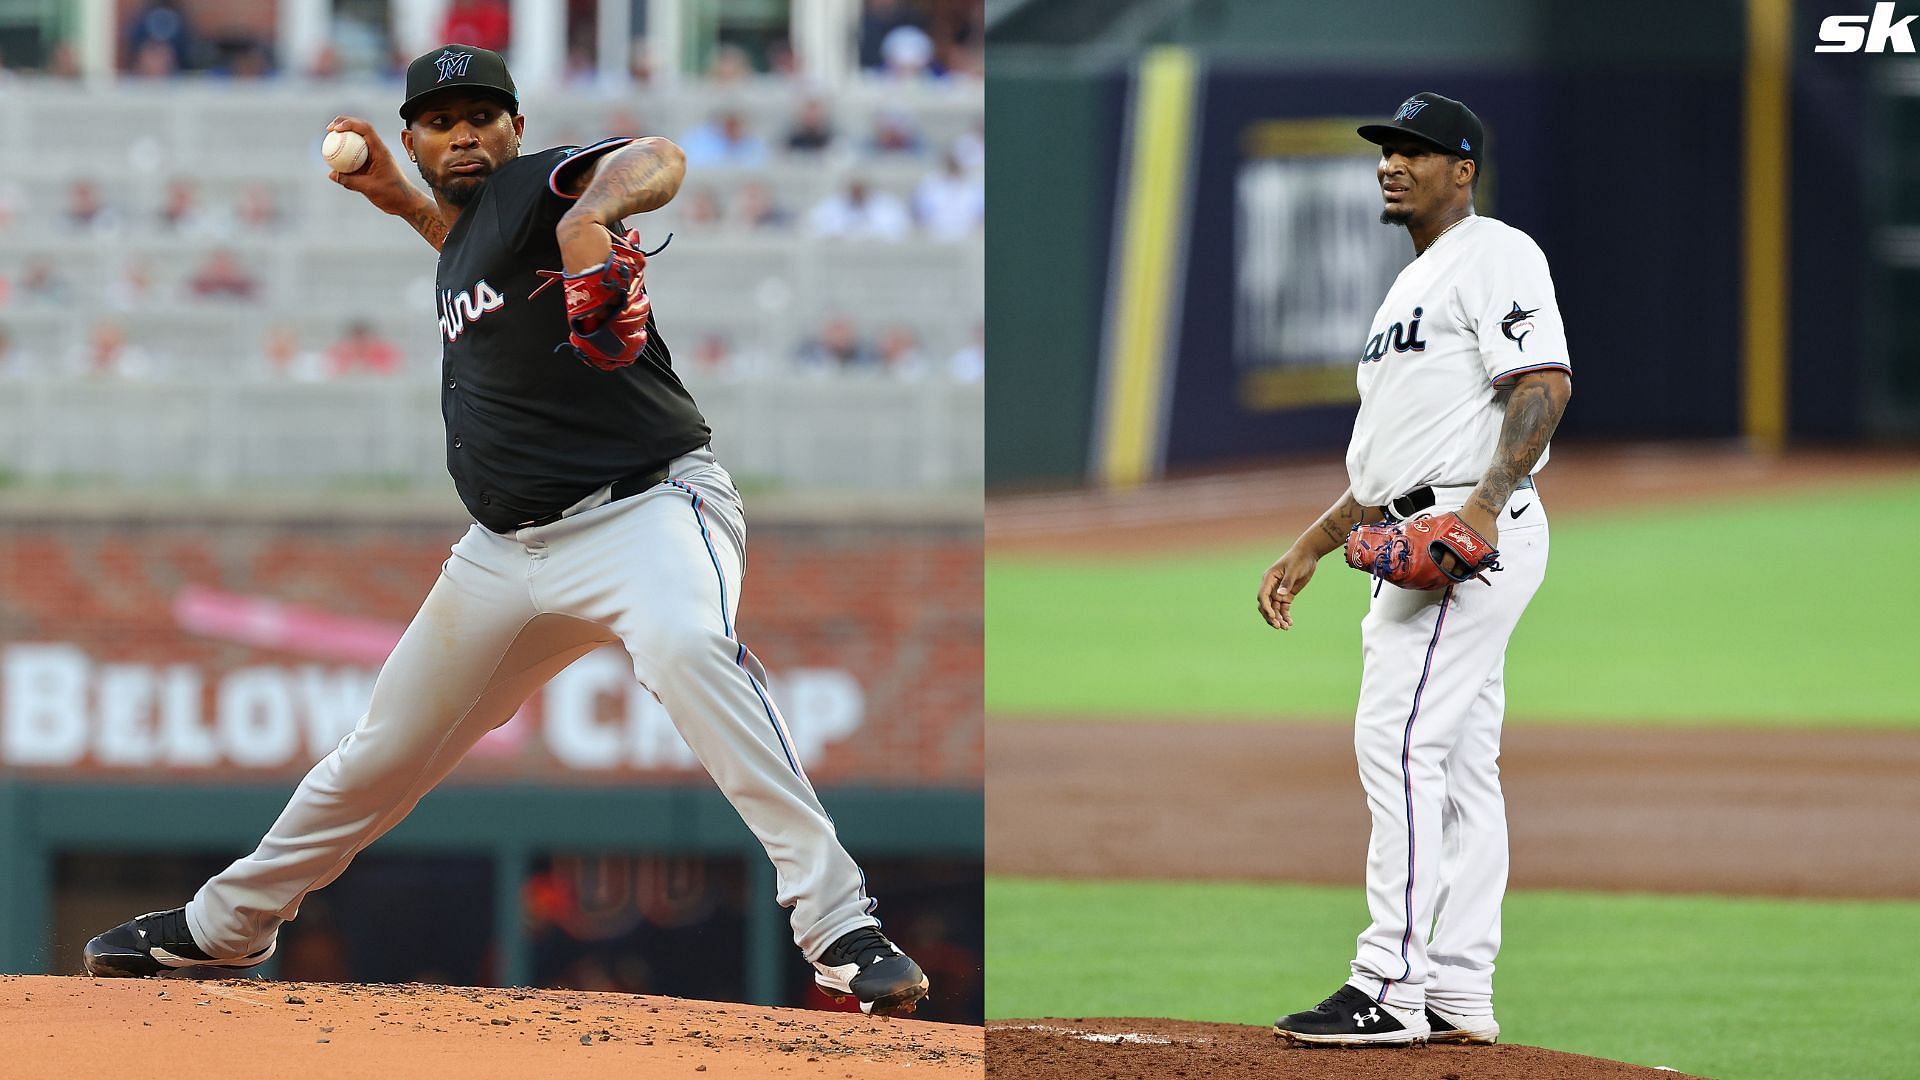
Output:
[1467, 371, 1572, 521]
[567, 139, 687, 226]
[401, 199, 448, 252]
[1302, 489, 1386, 558]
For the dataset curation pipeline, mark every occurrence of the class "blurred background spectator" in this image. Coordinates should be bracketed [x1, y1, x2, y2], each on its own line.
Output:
[238, 183, 286, 233]
[112, 259, 157, 311]
[706, 43, 753, 84]
[809, 180, 911, 242]
[441, 0, 512, 52]
[125, 0, 197, 74]
[869, 109, 924, 156]
[952, 115, 985, 174]
[67, 320, 159, 379]
[681, 187, 724, 228]
[785, 100, 836, 155]
[18, 259, 72, 306]
[326, 321, 403, 378]
[877, 324, 928, 380]
[881, 24, 936, 79]
[46, 41, 81, 78]
[65, 181, 122, 237]
[261, 324, 326, 382]
[681, 111, 770, 168]
[158, 179, 237, 238]
[799, 316, 878, 371]
[188, 249, 259, 301]
[734, 181, 791, 231]
[859, 0, 923, 71]
[913, 152, 984, 240]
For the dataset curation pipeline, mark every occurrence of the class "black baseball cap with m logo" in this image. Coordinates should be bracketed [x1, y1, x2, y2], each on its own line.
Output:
[400, 44, 519, 122]
[1357, 91, 1484, 163]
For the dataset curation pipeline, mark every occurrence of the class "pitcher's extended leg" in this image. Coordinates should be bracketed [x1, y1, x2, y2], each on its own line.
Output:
[537, 463, 875, 958]
[187, 532, 612, 956]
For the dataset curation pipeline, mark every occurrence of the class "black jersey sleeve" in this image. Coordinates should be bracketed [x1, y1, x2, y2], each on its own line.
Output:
[501, 137, 636, 253]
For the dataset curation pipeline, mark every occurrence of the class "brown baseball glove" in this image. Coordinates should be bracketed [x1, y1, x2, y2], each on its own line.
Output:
[1345, 512, 1502, 594]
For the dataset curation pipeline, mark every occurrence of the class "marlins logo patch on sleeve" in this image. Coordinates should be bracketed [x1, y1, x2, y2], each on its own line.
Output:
[1500, 302, 1539, 350]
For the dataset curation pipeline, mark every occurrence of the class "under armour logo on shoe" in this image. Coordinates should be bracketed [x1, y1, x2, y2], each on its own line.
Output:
[1354, 1007, 1380, 1027]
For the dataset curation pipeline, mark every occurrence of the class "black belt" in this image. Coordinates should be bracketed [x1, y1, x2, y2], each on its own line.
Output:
[1389, 475, 1533, 519]
[520, 464, 671, 528]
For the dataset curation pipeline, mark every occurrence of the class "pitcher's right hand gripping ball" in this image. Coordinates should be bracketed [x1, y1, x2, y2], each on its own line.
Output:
[531, 228, 653, 371]
[1346, 511, 1501, 593]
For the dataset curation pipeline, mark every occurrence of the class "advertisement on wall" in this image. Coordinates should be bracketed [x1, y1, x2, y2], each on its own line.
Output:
[0, 523, 981, 785]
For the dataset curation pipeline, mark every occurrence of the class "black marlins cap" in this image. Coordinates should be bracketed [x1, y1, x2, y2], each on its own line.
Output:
[1357, 91, 1483, 162]
[399, 44, 518, 122]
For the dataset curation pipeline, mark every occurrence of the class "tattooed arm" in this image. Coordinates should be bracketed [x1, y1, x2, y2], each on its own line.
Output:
[399, 191, 450, 252]
[1460, 369, 1573, 541]
[556, 138, 688, 273]
[1256, 489, 1386, 631]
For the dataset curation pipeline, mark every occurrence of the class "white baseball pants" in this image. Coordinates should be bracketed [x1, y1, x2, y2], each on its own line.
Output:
[185, 447, 878, 962]
[1345, 485, 1549, 1017]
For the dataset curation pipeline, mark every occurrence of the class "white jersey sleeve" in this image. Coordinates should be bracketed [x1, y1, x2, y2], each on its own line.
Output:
[1460, 229, 1571, 385]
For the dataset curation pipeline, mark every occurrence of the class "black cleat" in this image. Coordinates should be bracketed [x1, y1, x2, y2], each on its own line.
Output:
[82, 908, 274, 978]
[1273, 983, 1429, 1047]
[810, 926, 929, 1017]
[1425, 1005, 1499, 1044]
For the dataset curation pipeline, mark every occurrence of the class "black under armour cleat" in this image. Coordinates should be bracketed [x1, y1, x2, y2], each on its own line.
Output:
[82, 908, 274, 978]
[1425, 1005, 1500, 1044]
[1273, 983, 1429, 1047]
[810, 926, 930, 1017]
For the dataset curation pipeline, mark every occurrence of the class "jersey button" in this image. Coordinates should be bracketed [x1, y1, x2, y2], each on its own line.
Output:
[480, 492, 492, 505]
[447, 378, 456, 389]
[452, 434, 463, 448]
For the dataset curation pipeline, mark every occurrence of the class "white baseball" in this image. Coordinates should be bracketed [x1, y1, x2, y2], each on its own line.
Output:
[321, 130, 369, 174]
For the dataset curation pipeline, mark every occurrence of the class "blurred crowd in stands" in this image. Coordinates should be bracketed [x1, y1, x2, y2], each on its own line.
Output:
[0, 316, 984, 385]
[0, 0, 983, 83]
[0, 0, 983, 387]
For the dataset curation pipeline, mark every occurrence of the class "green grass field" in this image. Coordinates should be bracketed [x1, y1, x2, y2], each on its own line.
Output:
[986, 476, 1920, 724]
[987, 877, 1920, 1080]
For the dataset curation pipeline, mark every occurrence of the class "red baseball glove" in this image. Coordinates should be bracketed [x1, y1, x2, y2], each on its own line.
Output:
[531, 228, 655, 371]
[1345, 511, 1502, 594]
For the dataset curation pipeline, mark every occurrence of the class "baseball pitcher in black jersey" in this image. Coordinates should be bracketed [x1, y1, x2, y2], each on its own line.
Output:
[81, 44, 930, 1017]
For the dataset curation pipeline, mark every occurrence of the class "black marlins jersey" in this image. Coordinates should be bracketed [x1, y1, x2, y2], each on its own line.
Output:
[435, 137, 710, 532]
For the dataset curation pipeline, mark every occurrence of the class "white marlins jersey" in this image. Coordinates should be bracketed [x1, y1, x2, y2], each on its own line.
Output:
[1345, 215, 1571, 507]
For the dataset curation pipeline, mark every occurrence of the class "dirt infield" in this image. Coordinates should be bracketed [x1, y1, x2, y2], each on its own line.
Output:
[0, 975, 983, 1079]
[987, 443, 1920, 556]
[985, 1018, 1702, 1079]
[987, 721, 1920, 897]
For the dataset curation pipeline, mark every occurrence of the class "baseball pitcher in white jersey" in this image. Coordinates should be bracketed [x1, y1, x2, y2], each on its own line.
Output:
[1256, 91, 1572, 1048]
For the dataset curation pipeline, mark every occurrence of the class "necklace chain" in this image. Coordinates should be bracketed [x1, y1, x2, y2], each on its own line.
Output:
[1421, 214, 1471, 254]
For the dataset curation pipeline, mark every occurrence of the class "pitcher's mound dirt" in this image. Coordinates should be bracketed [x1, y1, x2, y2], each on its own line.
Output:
[0, 975, 982, 1079]
[987, 1018, 1703, 1079]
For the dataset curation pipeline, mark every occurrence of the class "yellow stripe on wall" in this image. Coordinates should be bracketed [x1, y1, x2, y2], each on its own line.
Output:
[1743, 0, 1790, 450]
[1098, 47, 1198, 489]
